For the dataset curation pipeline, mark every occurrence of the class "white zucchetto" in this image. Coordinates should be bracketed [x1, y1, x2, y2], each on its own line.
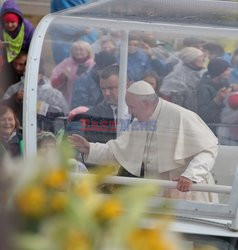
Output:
[127, 80, 155, 95]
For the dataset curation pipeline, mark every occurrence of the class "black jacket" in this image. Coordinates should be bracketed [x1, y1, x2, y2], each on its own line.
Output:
[0, 132, 22, 158]
[68, 100, 117, 143]
[197, 73, 229, 123]
[197, 72, 229, 133]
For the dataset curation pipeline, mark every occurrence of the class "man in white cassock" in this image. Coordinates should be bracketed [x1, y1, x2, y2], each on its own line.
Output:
[69, 81, 218, 202]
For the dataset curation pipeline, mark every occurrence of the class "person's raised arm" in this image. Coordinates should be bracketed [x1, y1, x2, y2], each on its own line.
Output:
[68, 134, 90, 155]
[68, 134, 119, 167]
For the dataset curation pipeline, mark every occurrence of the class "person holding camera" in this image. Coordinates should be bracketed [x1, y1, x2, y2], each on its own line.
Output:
[197, 58, 232, 134]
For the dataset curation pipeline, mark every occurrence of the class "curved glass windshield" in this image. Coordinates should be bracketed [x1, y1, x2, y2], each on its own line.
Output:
[22, 2, 238, 229]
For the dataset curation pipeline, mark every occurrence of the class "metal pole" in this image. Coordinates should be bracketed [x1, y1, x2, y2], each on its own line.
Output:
[117, 30, 129, 137]
[229, 167, 238, 231]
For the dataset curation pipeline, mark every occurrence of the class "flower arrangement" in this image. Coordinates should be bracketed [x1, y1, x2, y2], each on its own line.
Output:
[0, 143, 215, 250]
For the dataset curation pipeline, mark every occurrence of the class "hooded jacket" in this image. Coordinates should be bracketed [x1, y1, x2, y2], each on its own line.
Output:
[1, 0, 34, 52]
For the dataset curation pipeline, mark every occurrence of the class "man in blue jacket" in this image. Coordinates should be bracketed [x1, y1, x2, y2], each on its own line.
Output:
[50, 0, 91, 12]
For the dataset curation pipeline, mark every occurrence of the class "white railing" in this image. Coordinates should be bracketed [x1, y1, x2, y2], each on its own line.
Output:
[70, 173, 232, 194]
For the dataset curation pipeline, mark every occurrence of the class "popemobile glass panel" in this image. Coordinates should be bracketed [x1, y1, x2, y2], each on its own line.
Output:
[23, 0, 238, 240]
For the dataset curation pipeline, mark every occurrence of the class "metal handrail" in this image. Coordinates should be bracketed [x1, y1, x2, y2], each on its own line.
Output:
[70, 173, 232, 194]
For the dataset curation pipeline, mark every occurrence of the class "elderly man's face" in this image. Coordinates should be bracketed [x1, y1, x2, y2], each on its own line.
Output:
[100, 74, 119, 105]
[125, 93, 149, 122]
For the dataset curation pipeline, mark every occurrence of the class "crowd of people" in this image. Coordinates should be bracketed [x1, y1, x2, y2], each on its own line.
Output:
[62, 32, 238, 147]
[1, 0, 238, 201]
[0, 0, 33, 159]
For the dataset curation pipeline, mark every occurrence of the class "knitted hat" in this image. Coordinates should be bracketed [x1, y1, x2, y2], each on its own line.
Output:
[95, 51, 116, 70]
[178, 47, 204, 64]
[127, 80, 155, 95]
[228, 92, 238, 109]
[207, 58, 230, 79]
[3, 13, 19, 23]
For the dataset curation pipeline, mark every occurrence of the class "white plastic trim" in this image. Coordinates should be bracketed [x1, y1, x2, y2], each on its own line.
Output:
[23, 15, 55, 159]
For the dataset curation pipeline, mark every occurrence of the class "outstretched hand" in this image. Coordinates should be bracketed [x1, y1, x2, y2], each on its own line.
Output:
[214, 87, 230, 104]
[68, 134, 90, 155]
[173, 176, 193, 192]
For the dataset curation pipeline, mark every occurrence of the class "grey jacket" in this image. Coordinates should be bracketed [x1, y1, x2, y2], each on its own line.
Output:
[2, 76, 69, 115]
[160, 62, 204, 113]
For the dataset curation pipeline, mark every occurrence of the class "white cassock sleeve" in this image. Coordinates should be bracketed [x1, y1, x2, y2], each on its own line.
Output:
[180, 145, 218, 183]
[86, 142, 119, 166]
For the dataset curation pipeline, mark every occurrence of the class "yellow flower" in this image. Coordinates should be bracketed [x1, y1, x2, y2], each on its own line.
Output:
[44, 169, 68, 189]
[50, 192, 68, 212]
[73, 179, 96, 198]
[16, 185, 46, 218]
[64, 230, 91, 250]
[96, 198, 123, 220]
[128, 228, 175, 250]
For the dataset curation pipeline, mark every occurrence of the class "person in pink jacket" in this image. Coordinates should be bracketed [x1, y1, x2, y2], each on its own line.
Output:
[50, 40, 95, 104]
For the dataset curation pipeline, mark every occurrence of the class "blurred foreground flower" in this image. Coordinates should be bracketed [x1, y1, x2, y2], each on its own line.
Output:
[128, 228, 175, 250]
[44, 168, 68, 190]
[16, 185, 47, 218]
[96, 197, 123, 220]
[0, 143, 217, 250]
